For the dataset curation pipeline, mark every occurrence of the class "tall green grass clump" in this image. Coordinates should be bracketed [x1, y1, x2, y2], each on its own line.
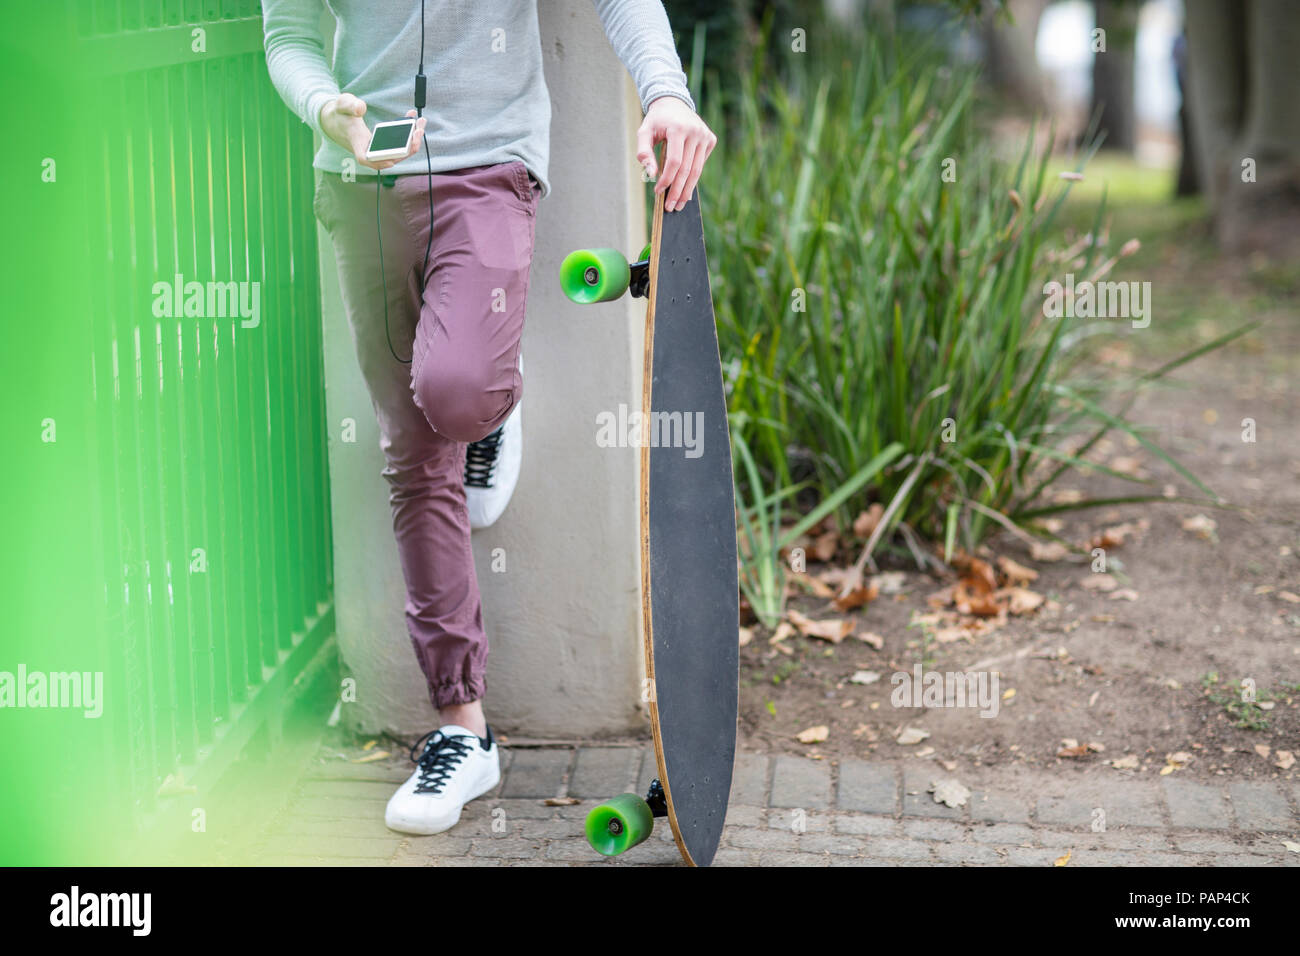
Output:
[705, 31, 1245, 627]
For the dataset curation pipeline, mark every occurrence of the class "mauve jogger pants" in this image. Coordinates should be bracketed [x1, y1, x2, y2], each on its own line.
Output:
[313, 161, 540, 709]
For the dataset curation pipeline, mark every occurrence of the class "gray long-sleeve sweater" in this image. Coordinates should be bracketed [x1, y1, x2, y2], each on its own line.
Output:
[262, 0, 695, 197]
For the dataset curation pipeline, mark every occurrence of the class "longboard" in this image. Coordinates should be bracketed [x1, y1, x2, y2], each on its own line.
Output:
[560, 190, 739, 866]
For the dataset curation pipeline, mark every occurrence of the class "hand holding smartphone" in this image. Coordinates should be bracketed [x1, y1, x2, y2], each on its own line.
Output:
[320, 96, 426, 170]
[366, 118, 420, 162]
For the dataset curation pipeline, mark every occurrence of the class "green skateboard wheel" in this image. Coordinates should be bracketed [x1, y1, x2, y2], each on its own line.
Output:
[560, 248, 630, 303]
[585, 792, 655, 856]
[636, 243, 652, 263]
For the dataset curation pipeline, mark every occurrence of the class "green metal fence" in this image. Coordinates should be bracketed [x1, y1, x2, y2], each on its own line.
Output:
[68, 2, 335, 836]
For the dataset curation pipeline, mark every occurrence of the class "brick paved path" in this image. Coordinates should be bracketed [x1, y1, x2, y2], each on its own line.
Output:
[252, 743, 1300, 866]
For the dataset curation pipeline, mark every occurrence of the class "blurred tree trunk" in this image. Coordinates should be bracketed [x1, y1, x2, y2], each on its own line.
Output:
[1091, 0, 1138, 152]
[1173, 33, 1199, 197]
[1185, 0, 1300, 254]
[981, 0, 1049, 112]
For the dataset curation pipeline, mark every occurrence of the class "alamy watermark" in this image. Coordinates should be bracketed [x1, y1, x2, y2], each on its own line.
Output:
[891, 664, 1000, 718]
[151, 273, 261, 328]
[50, 886, 150, 936]
[1043, 273, 1152, 329]
[0, 665, 103, 718]
[595, 403, 704, 459]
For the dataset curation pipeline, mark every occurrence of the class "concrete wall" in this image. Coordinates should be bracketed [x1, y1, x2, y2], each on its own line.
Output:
[317, 2, 649, 738]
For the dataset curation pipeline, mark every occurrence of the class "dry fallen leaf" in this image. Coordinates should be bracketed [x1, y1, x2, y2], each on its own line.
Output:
[833, 580, 879, 612]
[769, 620, 796, 645]
[852, 723, 878, 741]
[1161, 751, 1194, 774]
[952, 552, 998, 591]
[1108, 457, 1145, 478]
[998, 586, 1045, 616]
[852, 503, 884, 538]
[855, 630, 885, 650]
[954, 579, 1000, 617]
[787, 609, 854, 644]
[1279, 591, 1300, 605]
[816, 566, 853, 588]
[1080, 574, 1118, 592]
[934, 626, 970, 644]
[544, 797, 581, 806]
[928, 778, 970, 808]
[738, 626, 754, 647]
[927, 586, 956, 609]
[352, 750, 391, 764]
[1254, 744, 1272, 760]
[1181, 514, 1217, 540]
[996, 556, 1039, 586]
[1275, 750, 1295, 770]
[811, 529, 839, 562]
[873, 571, 909, 594]
[1030, 540, 1070, 562]
[896, 727, 931, 746]
[789, 571, 835, 598]
[797, 725, 829, 744]
[1089, 521, 1143, 551]
[1110, 588, 1140, 602]
[1282, 841, 1300, 854]
[849, 670, 881, 685]
[1054, 849, 1072, 867]
[1110, 754, 1140, 770]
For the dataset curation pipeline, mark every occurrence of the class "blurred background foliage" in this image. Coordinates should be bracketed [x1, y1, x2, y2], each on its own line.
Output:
[655, 0, 1273, 626]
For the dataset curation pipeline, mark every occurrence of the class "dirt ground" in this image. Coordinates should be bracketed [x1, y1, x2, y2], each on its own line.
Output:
[739, 230, 1300, 789]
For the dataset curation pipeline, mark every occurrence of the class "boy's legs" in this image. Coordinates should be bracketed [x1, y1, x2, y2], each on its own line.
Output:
[313, 163, 538, 723]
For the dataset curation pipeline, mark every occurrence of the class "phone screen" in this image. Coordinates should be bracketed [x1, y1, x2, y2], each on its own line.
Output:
[369, 122, 414, 152]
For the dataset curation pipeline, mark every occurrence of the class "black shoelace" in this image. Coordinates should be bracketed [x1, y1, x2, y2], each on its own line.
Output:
[409, 730, 475, 795]
[464, 425, 504, 488]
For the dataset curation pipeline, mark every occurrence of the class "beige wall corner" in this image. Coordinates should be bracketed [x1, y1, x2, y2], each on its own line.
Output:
[318, 2, 649, 738]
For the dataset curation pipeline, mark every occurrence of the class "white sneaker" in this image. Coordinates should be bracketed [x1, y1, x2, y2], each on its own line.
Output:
[465, 355, 522, 530]
[384, 725, 501, 836]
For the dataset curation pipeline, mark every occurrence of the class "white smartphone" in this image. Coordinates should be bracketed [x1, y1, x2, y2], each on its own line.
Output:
[365, 119, 417, 161]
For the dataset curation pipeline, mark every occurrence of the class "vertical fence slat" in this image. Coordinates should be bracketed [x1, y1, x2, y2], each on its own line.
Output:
[240, 60, 287, 663]
[154, 63, 200, 764]
[87, 102, 139, 820]
[131, 68, 182, 790]
[174, 59, 216, 749]
[258, 70, 302, 643]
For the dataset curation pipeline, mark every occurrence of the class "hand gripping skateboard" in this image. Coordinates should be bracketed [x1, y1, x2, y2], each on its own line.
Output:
[560, 191, 740, 866]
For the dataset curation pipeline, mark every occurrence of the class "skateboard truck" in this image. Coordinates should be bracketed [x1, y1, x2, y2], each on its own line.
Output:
[584, 777, 669, 857]
[644, 778, 668, 818]
[560, 244, 653, 304]
[628, 256, 651, 299]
